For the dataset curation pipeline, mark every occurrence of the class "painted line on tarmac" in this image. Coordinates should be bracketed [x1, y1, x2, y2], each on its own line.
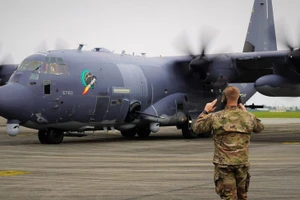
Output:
[0, 170, 31, 177]
[282, 142, 300, 145]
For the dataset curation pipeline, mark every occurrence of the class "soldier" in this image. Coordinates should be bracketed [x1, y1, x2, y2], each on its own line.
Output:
[192, 86, 264, 200]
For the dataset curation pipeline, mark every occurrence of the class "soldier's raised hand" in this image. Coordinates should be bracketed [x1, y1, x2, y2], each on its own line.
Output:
[239, 103, 247, 112]
[204, 99, 217, 113]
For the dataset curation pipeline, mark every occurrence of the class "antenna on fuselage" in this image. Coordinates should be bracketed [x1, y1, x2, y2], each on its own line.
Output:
[77, 44, 85, 51]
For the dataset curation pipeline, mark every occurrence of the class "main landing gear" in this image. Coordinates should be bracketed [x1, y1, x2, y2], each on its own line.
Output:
[181, 114, 212, 138]
[120, 128, 151, 138]
[38, 129, 64, 144]
[181, 115, 198, 139]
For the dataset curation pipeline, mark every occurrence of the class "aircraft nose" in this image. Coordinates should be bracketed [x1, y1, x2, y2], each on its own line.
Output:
[0, 83, 34, 122]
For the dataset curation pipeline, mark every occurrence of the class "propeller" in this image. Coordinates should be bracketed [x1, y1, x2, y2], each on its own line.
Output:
[173, 26, 220, 80]
[35, 38, 70, 53]
[277, 21, 300, 73]
[0, 42, 17, 85]
[277, 19, 300, 51]
[174, 26, 219, 60]
[0, 53, 14, 65]
[0, 42, 14, 65]
[173, 31, 197, 59]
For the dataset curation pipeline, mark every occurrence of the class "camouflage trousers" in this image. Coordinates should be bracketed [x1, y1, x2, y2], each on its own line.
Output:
[214, 164, 250, 200]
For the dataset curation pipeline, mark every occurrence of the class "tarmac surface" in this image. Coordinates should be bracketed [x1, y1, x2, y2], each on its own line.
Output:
[0, 118, 300, 200]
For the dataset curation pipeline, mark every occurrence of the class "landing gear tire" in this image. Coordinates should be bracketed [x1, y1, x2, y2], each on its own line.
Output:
[121, 129, 137, 138]
[47, 129, 64, 144]
[137, 128, 151, 138]
[182, 115, 198, 139]
[38, 130, 49, 144]
[38, 129, 64, 144]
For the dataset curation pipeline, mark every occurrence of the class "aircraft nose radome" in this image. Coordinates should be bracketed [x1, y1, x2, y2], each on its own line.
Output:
[0, 83, 34, 121]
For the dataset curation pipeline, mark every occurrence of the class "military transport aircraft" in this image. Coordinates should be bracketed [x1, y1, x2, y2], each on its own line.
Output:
[0, 0, 295, 144]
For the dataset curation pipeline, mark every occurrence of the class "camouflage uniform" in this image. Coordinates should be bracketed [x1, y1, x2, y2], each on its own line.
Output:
[193, 106, 264, 200]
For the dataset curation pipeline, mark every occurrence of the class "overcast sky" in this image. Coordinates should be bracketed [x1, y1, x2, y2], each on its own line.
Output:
[0, 0, 300, 106]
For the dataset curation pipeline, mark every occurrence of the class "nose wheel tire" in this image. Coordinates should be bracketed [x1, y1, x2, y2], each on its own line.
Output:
[38, 129, 64, 144]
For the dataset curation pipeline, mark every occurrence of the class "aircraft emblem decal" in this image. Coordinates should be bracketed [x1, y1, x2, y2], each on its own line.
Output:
[81, 70, 97, 95]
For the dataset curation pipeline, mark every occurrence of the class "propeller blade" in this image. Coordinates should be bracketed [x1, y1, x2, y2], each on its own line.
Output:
[276, 19, 297, 51]
[198, 25, 220, 58]
[54, 38, 70, 50]
[173, 31, 196, 59]
[34, 40, 48, 53]
[0, 53, 14, 65]
[35, 38, 70, 53]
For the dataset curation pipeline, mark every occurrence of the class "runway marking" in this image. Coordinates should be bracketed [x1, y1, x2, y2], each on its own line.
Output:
[18, 133, 34, 137]
[282, 142, 300, 145]
[0, 170, 31, 177]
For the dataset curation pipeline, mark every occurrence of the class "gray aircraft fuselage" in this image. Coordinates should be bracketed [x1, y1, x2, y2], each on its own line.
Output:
[0, 50, 224, 133]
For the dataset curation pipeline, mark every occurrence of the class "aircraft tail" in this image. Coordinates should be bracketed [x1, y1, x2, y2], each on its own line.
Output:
[243, 0, 277, 52]
[231, 0, 277, 104]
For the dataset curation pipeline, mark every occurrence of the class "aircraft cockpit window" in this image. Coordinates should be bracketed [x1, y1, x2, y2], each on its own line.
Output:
[44, 57, 69, 75]
[57, 58, 64, 65]
[18, 60, 31, 71]
[48, 57, 59, 74]
[28, 60, 43, 71]
[17, 57, 69, 75]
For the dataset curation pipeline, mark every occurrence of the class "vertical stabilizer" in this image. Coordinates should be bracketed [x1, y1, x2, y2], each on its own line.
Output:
[232, 0, 277, 103]
[243, 0, 277, 52]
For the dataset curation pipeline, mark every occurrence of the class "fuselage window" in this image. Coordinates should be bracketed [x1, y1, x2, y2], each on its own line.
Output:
[43, 80, 51, 94]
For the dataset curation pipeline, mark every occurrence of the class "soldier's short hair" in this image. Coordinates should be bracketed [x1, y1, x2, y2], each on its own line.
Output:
[224, 86, 240, 101]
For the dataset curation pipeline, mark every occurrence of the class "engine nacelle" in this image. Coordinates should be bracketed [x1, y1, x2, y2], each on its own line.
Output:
[0, 64, 18, 85]
[255, 74, 300, 97]
[190, 55, 237, 83]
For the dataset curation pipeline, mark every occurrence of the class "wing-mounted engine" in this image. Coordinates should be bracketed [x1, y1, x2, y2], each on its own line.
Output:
[189, 54, 238, 84]
[254, 48, 300, 96]
[173, 30, 239, 85]
[269, 29, 300, 81]
[0, 49, 18, 85]
[0, 64, 18, 85]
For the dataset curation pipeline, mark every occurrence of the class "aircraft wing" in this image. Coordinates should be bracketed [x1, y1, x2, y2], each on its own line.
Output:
[230, 51, 287, 83]
[180, 49, 298, 85]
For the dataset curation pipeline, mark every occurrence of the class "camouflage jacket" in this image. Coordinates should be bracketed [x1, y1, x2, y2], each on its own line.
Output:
[192, 107, 264, 165]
